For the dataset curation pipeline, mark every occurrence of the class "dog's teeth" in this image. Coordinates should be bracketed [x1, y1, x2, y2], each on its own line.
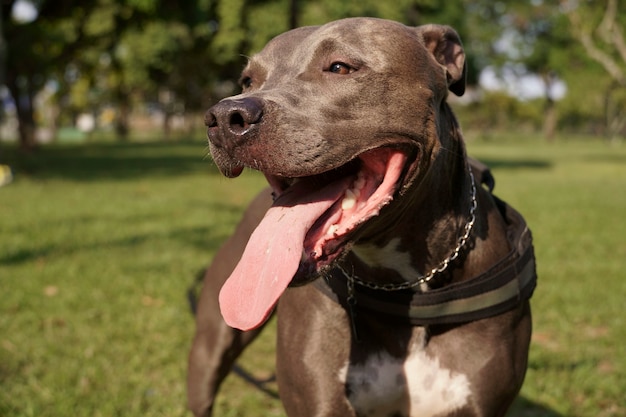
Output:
[327, 224, 339, 236]
[342, 190, 357, 210]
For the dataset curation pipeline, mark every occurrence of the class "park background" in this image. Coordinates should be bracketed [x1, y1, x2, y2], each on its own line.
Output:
[0, 0, 625, 416]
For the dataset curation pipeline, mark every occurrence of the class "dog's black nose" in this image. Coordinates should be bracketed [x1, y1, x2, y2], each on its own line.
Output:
[205, 97, 263, 148]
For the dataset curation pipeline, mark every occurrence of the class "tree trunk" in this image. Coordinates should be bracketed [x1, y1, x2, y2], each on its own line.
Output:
[289, 0, 298, 29]
[604, 82, 626, 142]
[541, 72, 557, 142]
[542, 98, 557, 142]
[115, 98, 130, 140]
[6, 73, 38, 151]
[163, 110, 172, 139]
[566, 0, 626, 141]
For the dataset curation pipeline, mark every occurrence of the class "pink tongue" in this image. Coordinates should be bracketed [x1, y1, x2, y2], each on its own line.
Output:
[218, 178, 351, 331]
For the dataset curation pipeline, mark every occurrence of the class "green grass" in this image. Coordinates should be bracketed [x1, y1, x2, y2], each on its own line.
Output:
[0, 135, 624, 417]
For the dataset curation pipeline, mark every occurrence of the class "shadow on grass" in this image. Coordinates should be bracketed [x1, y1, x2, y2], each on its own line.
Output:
[508, 396, 562, 417]
[231, 365, 279, 400]
[2, 141, 556, 182]
[0, 202, 240, 266]
[2, 140, 220, 181]
[213, 366, 562, 417]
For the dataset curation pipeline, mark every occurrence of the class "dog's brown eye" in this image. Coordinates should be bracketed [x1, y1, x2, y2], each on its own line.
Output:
[329, 62, 353, 75]
[241, 77, 253, 90]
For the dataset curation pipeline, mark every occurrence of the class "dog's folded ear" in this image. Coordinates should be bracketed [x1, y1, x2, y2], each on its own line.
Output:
[416, 24, 467, 96]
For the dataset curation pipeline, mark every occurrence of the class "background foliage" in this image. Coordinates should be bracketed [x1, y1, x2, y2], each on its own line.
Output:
[1, 0, 626, 151]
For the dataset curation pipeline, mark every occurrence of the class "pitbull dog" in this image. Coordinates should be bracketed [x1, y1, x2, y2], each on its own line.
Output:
[188, 17, 536, 417]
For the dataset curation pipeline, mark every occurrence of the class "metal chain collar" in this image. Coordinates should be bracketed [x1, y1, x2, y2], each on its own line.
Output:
[338, 164, 477, 293]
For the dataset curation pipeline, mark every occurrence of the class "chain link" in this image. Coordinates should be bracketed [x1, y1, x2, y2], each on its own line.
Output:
[338, 165, 477, 292]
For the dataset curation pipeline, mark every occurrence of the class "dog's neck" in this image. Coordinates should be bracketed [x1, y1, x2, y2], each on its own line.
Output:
[347, 108, 478, 290]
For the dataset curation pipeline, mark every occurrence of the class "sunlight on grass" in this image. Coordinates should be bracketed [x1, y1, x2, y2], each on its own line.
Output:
[0, 137, 624, 417]
[467, 138, 626, 417]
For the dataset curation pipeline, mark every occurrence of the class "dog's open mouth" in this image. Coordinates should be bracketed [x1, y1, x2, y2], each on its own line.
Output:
[272, 148, 408, 273]
[218, 147, 410, 330]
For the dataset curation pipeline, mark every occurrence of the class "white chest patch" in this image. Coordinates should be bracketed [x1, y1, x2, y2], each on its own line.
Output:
[353, 238, 421, 282]
[339, 345, 471, 417]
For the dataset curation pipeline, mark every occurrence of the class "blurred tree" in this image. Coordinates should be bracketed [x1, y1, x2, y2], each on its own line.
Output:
[3, 0, 99, 150]
[485, 1, 574, 140]
[63, 0, 216, 139]
[563, 0, 626, 140]
[4, 0, 623, 149]
[468, 0, 625, 139]
[3, 0, 222, 145]
[0, 3, 6, 95]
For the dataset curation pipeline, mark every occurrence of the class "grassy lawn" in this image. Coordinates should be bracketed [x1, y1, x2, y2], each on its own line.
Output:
[0, 135, 624, 417]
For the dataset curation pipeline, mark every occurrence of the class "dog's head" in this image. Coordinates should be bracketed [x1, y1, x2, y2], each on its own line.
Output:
[208, 18, 465, 178]
[208, 18, 467, 330]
